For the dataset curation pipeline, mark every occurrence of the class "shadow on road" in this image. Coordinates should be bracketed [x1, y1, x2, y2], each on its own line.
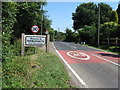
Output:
[97, 53, 120, 58]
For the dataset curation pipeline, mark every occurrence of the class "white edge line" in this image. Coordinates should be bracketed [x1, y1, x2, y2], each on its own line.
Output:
[52, 42, 88, 88]
[92, 54, 120, 67]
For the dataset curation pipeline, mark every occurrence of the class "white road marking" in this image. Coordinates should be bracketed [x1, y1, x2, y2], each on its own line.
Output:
[52, 43, 88, 88]
[92, 54, 120, 67]
[67, 51, 90, 60]
[70, 45, 77, 48]
[66, 43, 69, 46]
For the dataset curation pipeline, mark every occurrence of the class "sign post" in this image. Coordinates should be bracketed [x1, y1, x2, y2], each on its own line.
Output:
[21, 33, 25, 56]
[46, 34, 49, 53]
[21, 33, 49, 56]
[21, 26, 49, 56]
[45, 30, 49, 53]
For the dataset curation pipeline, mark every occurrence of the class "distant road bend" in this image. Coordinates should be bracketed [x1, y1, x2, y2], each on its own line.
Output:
[54, 41, 119, 88]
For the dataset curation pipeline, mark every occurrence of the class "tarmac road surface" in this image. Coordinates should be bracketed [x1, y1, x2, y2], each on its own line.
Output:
[54, 41, 119, 88]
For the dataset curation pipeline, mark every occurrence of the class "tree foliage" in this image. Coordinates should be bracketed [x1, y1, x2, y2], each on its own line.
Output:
[72, 2, 119, 46]
[72, 2, 97, 30]
[100, 22, 118, 39]
[99, 3, 112, 24]
[111, 11, 118, 24]
[13, 2, 51, 38]
[64, 28, 79, 43]
[72, 2, 113, 31]
[117, 3, 120, 24]
[2, 2, 18, 60]
[78, 25, 97, 44]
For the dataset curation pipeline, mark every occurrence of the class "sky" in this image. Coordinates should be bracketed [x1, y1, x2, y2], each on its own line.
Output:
[44, 2, 119, 32]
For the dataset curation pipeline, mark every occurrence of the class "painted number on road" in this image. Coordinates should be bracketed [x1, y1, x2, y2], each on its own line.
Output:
[67, 51, 90, 60]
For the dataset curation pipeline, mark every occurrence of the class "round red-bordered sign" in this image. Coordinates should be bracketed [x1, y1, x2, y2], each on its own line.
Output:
[31, 25, 40, 33]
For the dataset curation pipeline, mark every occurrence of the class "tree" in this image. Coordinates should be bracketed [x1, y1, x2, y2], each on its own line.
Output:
[72, 2, 97, 30]
[100, 22, 117, 38]
[99, 3, 112, 24]
[2, 2, 53, 59]
[117, 2, 120, 24]
[78, 25, 97, 45]
[100, 22, 118, 46]
[13, 2, 47, 38]
[2, 2, 18, 60]
[64, 28, 74, 42]
[111, 11, 118, 24]
[49, 28, 55, 41]
[72, 2, 113, 31]
[42, 15, 52, 34]
[64, 28, 79, 43]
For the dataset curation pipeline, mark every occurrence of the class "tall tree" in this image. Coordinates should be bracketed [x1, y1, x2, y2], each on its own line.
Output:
[72, 2, 97, 30]
[99, 3, 113, 24]
[72, 2, 113, 31]
[78, 25, 96, 45]
[13, 2, 47, 38]
[64, 28, 74, 42]
[2, 2, 18, 60]
[110, 11, 118, 24]
[100, 22, 118, 39]
[117, 2, 120, 24]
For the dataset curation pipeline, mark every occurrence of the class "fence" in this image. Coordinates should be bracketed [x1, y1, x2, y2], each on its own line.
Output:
[100, 37, 120, 48]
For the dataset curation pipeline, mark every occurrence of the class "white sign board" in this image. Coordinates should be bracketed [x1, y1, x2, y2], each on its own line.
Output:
[24, 35, 46, 46]
[21, 33, 49, 56]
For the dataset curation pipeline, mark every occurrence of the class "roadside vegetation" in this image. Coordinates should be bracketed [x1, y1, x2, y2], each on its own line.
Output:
[3, 44, 72, 88]
[83, 44, 120, 55]
[2, 2, 72, 88]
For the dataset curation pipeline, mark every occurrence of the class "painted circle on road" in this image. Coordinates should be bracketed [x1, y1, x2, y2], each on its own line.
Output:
[67, 51, 90, 60]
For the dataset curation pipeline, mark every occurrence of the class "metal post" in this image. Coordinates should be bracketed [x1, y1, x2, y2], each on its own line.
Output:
[98, 4, 100, 47]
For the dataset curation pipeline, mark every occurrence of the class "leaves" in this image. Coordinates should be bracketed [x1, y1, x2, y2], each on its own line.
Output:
[72, 2, 97, 30]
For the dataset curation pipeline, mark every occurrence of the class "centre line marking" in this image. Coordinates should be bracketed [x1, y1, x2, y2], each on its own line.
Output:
[52, 43, 88, 88]
[71, 46, 77, 48]
[92, 54, 120, 66]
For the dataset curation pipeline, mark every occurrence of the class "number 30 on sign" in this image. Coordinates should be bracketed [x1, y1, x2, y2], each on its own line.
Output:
[31, 25, 40, 33]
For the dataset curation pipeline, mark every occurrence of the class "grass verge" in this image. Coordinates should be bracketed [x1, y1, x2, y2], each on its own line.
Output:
[2, 48, 73, 88]
[83, 44, 120, 55]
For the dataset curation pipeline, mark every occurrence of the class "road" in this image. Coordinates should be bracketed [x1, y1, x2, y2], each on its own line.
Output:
[54, 41, 119, 88]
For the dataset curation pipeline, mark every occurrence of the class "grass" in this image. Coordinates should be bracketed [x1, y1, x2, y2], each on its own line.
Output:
[2, 48, 73, 88]
[83, 44, 120, 55]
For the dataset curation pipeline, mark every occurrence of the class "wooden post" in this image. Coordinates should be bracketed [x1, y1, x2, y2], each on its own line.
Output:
[21, 33, 25, 56]
[46, 34, 49, 53]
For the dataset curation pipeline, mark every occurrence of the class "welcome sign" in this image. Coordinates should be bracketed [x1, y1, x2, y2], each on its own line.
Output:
[25, 36, 46, 46]
[21, 33, 49, 56]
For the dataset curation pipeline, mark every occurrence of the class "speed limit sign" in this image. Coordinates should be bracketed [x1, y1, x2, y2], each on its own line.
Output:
[31, 25, 40, 33]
